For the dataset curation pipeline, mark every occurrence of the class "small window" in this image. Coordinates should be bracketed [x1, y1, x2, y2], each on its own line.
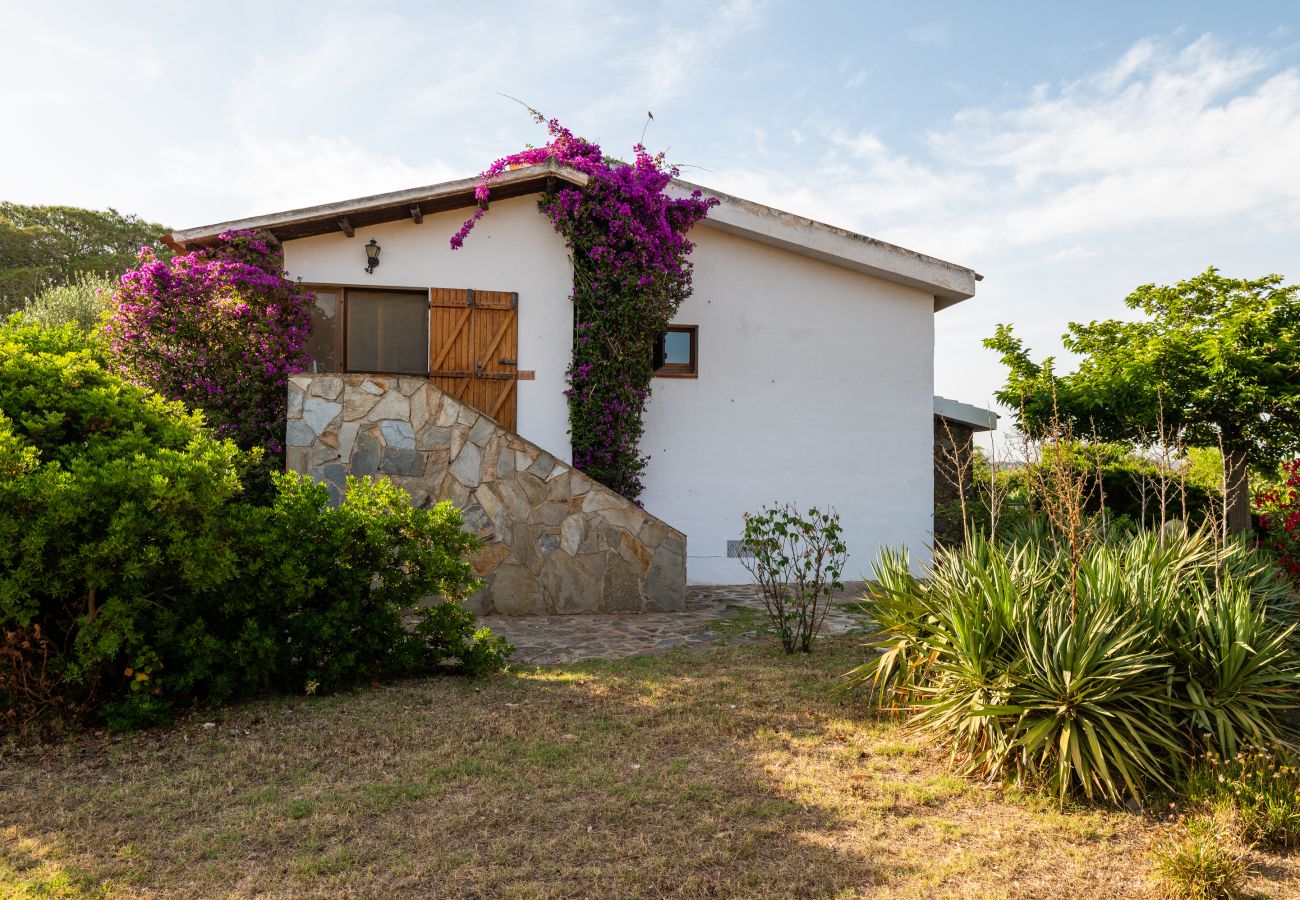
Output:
[654, 325, 697, 378]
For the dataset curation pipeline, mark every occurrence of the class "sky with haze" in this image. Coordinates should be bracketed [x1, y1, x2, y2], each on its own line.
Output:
[3, 1, 1298, 422]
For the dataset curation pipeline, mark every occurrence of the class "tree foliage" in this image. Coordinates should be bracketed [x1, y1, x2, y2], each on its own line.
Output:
[986, 267, 1300, 532]
[0, 202, 170, 315]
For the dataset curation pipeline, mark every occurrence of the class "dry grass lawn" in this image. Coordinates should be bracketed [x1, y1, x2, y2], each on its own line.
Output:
[3, 636, 1298, 898]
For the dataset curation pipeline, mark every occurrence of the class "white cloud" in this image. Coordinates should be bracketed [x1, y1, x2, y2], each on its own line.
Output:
[1043, 245, 1100, 263]
[579, 0, 765, 123]
[706, 34, 1300, 263]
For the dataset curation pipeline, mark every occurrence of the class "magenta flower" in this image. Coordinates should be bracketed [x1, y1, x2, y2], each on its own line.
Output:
[104, 230, 313, 460]
[452, 114, 717, 500]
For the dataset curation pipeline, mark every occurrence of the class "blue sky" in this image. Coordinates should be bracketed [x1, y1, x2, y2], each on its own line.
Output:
[3, 1, 1298, 425]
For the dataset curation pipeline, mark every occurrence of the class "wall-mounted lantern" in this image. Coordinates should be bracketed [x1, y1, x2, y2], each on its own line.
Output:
[364, 239, 381, 274]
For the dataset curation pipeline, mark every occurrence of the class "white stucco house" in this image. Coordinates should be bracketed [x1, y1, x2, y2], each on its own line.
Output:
[164, 159, 981, 612]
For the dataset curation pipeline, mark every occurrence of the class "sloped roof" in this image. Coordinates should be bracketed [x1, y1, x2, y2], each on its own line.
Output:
[163, 159, 980, 309]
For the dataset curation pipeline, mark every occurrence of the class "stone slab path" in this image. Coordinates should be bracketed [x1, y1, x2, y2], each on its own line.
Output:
[479, 583, 875, 665]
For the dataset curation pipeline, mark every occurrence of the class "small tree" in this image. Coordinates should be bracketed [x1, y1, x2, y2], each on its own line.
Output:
[105, 230, 313, 457]
[21, 271, 115, 332]
[739, 503, 847, 653]
[986, 267, 1300, 534]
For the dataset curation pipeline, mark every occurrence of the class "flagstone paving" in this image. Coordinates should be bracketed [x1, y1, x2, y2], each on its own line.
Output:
[480, 583, 874, 665]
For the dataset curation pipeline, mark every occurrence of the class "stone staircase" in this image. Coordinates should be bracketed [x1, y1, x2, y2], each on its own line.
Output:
[286, 373, 686, 615]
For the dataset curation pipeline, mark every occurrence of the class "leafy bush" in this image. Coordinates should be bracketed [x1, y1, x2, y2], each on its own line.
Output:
[20, 271, 115, 331]
[1151, 812, 1251, 900]
[975, 441, 1220, 535]
[847, 527, 1300, 804]
[0, 317, 248, 730]
[0, 319, 504, 736]
[1183, 748, 1300, 848]
[105, 230, 313, 458]
[413, 601, 515, 677]
[739, 503, 847, 653]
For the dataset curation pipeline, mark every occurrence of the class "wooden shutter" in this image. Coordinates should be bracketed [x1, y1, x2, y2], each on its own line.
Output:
[429, 288, 519, 431]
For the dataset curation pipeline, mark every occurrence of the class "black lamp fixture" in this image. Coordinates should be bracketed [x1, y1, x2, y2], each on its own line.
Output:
[363, 238, 381, 274]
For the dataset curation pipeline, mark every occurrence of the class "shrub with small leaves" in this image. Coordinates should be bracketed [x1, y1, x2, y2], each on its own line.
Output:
[0, 319, 506, 735]
[413, 601, 514, 677]
[1254, 458, 1300, 578]
[104, 229, 314, 460]
[21, 271, 115, 332]
[739, 503, 847, 654]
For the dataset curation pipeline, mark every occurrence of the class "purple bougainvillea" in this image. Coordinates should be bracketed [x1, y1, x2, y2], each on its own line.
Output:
[104, 230, 313, 458]
[453, 113, 717, 501]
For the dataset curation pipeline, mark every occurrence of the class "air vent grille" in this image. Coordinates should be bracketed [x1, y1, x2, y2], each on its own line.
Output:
[726, 539, 756, 559]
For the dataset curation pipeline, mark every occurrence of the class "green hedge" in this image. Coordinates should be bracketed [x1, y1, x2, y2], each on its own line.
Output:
[0, 317, 509, 735]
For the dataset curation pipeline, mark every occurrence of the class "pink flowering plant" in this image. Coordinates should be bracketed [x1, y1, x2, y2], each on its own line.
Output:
[453, 111, 717, 500]
[1254, 458, 1300, 578]
[104, 231, 313, 457]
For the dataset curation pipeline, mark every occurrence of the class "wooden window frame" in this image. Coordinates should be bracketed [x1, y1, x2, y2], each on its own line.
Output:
[302, 284, 431, 376]
[654, 324, 698, 379]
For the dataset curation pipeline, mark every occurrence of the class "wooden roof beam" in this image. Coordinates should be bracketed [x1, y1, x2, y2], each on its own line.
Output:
[409, 205, 424, 225]
[338, 217, 355, 238]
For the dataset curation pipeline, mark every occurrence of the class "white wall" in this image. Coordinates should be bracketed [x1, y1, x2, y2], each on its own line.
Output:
[282, 197, 574, 463]
[284, 202, 938, 585]
[638, 225, 936, 584]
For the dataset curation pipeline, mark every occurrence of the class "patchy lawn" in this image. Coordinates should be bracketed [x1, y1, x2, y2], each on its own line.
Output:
[3, 637, 1298, 899]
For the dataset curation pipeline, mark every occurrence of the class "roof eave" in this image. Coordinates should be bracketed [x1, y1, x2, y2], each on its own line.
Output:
[162, 159, 589, 250]
[669, 179, 980, 311]
[934, 395, 999, 432]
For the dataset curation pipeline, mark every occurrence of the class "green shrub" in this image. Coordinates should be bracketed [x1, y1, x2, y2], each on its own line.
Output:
[1183, 749, 1300, 848]
[413, 601, 515, 676]
[0, 318, 504, 735]
[20, 271, 115, 331]
[848, 527, 1300, 804]
[739, 503, 847, 653]
[0, 317, 248, 728]
[1152, 812, 1251, 900]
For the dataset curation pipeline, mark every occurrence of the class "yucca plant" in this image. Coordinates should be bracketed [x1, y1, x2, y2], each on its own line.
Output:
[847, 526, 1300, 805]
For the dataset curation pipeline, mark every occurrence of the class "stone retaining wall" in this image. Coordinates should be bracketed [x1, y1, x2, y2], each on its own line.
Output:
[286, 374, 686, 614]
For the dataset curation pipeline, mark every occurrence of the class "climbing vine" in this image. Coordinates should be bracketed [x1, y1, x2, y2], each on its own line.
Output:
[452, 113, 716, 500]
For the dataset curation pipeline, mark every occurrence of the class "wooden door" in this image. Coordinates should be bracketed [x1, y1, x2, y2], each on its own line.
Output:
[429, 288, 519, 430]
